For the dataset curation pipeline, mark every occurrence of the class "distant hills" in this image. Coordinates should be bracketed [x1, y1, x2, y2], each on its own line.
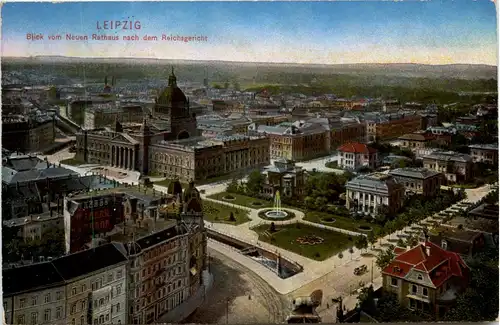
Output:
[3, 56, 497, 80]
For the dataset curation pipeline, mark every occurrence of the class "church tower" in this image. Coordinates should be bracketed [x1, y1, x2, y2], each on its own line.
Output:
[153, 67, 199, 140]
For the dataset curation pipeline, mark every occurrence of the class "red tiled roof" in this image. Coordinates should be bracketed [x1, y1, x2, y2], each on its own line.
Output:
[338, 142, 377, 154]
[393, 247, 407, 255]
[382, 241, 469, 288]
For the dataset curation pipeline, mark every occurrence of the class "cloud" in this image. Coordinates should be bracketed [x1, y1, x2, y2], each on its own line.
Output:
[2, 38, 497, 65]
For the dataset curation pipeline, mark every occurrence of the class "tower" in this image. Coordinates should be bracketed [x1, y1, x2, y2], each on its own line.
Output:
[153, 67, 198, 139]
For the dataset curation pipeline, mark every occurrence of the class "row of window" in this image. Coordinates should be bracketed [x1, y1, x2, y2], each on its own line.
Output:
[18, 292, 62, 308]
[71, 270, 123, 297]
[16, 307, 62, 324]
[390, 277, 429, 297]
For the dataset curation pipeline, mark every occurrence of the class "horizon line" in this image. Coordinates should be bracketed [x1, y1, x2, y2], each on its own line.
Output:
[2, 55, 498, 68]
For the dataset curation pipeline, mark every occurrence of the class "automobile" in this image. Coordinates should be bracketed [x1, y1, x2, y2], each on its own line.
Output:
[354, 265, 368, 276]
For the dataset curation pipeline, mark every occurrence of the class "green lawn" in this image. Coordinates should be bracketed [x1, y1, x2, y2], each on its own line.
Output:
[60, 158, 85, 166]
[325, 161, 339, 169]
[252, 223, 354, 261]
[208, 192, 274, 209]
[208, 191, 303, 211]
[303, 211, 382, 234]
[202, 200, 251, 225]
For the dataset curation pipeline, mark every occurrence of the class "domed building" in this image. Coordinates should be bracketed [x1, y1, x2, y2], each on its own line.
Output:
[75, 67, 270, 183]
[153, 67, 199, 140]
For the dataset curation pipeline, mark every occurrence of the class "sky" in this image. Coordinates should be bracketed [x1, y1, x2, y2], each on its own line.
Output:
[1, 1, 498, 65]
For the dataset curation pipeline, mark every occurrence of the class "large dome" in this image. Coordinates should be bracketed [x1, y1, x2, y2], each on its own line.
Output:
[156, 67, 187, 105]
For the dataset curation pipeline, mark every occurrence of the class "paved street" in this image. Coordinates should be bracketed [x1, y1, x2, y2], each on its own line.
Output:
[45, 149, 495, 321]
[182, 248, 290, 324]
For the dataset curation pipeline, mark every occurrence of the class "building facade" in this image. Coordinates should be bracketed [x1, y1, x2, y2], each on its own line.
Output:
[119, 182, 207, 324]
[83, 104, 146, 130]
[338, 142, 378, 170]
[2, 113, 56, 154]
[330, 121, 367, 149]
[345, 173, 405, 217]
[3, 212, 63, 242]
[382, 241, 470, 318]
[468, 144, 498, 165]
[366, 113, 423, 142]
[248, 120, 330, 161]
[388, 168, 443, 197]
[422, 151, 473, 183]
[64, 192, 126, 254]
[75, 70, 270, 182]
[261, 158, 307, 198]
[3, 244, 128, 325]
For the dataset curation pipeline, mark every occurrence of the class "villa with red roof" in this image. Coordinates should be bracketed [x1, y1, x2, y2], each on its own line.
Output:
[338, 142, 378, 170]
[382, 240, 470, 319]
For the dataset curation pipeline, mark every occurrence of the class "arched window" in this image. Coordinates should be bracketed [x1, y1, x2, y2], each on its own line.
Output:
[441, 240, 448, 250]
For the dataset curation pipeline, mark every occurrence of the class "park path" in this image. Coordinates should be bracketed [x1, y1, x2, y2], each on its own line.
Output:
[159, 181, 495, 296]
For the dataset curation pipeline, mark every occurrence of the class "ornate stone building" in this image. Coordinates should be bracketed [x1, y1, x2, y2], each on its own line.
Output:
[75, 69, 270, 182]
[2, 112, 56, 154]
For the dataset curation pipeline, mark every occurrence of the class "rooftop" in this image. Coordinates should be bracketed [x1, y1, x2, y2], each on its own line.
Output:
[428, 225, 481, 243]
[3, 243, 127, 296]
[346, 173, 402, 193]
[389, 167, 441, 179]
[469, 203, 499, 220]
[383, 241, 468, 288]
[3, 262, 65, 297]
[51, 243, 127, 280]
[423, 151, 472, 163]
[469, 143, 498, 151]
[338, 142, 377, 154]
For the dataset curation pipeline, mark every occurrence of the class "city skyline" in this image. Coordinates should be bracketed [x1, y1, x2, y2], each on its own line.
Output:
[1, 1, 498, 65]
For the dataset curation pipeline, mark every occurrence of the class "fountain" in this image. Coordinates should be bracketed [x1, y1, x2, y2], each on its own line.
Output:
[265, 190, 288, 219]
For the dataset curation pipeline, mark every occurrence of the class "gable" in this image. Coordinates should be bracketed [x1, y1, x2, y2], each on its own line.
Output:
[405, 269, 435, 288]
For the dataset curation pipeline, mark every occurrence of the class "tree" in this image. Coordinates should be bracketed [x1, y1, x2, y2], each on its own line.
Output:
[314, 197, 328, 211]
[355, 236, 369, 253]
[444, 250, 499, 321]
[304, 196, 315, 210]
[357, 285, 377, 315]
[224, 81, 230, 89]
[270, 222, 276, 233]
[232, 81, 240, 91]
[367, 231, 376, 249]
[338, 252, 343, 259]
[229, 212, 236, 222]
[375, 247, 395, 270]
[385, 220, 396, 240]
[246, 170, 264, 196]
[226, 177, 240, 194]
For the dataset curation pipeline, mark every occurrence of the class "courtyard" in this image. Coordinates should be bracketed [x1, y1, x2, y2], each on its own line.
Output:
[252, 223, 355, 261]
[303, 211, 383, 233]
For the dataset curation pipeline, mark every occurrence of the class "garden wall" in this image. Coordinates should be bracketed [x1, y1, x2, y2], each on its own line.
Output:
[206, 229, 303, 275]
